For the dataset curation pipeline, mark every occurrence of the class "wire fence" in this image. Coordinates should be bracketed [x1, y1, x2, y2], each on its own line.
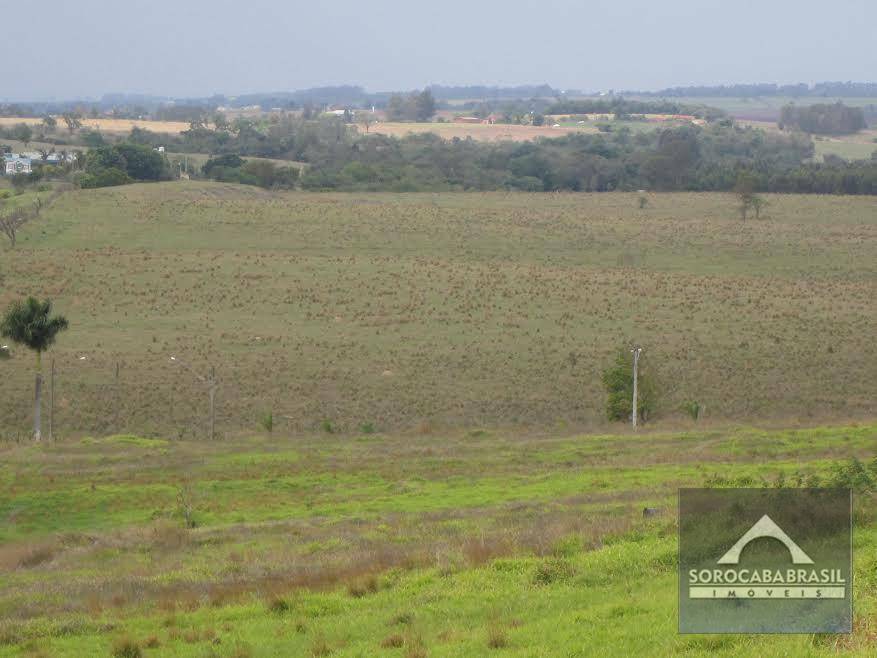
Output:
[0, 353, 237, 442]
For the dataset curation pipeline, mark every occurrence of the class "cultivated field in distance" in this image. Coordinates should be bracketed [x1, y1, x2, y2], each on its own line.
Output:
[1, 182, 874, 440]
[362, 120, 587, 141]
[0, 116, 192, 134]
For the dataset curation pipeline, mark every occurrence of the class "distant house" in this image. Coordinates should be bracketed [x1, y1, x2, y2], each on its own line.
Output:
[453, 116, 483, 124]
[3, 155, 31, 175]
[34, 153, 73, 167]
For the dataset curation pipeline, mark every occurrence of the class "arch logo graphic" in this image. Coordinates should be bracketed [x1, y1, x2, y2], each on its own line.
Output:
[679, 488, 851, 633]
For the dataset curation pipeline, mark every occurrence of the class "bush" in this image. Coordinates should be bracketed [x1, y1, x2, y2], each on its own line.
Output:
[486, 624, 509, 649]
[829, 457, 877, 493]
[111, 636, 142, 658]
[202, 154, 245, 176]
[681, 400, 702, 421]
[258, 411, 274, 433]
[77, 167, 131, 189]
[267, 596, 290, 614]
[532, 558, 575, 585]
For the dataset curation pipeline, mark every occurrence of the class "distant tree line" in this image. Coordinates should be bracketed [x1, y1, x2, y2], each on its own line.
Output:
[19, 112, 873, 195]
[779, 103, 866, 135]
[115, 117, 877, 195]
[295, 123, 877, 194]
[632, 81, 877, 98]
[545, 98, 726, 120]
[427, 84, 557, 100]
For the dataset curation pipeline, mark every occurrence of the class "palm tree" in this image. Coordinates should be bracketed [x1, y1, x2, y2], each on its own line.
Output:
[1, 298, 68, 440]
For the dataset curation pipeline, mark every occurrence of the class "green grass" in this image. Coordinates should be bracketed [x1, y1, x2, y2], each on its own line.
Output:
[165, 152, 308, 173]
[813, 136, 877, 161]
[0, 423, 875, 656]
[0, 183, 874, 437]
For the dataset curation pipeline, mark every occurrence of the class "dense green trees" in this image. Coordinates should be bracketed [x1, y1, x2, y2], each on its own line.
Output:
[779, 103, 866, 135]
[296, 123, 854, 193]
[386, 89, 436, 122]
[77, 143, 169, 188]
[201, 154, 299, 189]
[123, 116, 877, 195]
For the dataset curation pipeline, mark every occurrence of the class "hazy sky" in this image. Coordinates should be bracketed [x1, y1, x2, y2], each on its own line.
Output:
[4, 0, 875, 100]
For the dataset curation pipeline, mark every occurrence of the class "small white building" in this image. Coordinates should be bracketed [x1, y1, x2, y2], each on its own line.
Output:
[3, 155, 32, 175]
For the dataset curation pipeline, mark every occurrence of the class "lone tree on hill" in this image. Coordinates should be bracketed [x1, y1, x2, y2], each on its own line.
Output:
[1, 298, 68, 440]
[734, 171, 766, 221]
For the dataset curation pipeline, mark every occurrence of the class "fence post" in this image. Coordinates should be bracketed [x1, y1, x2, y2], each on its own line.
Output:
[49, 358, 55, 441]
[209, 366, 216, 441]
[114, 361, 120, 433]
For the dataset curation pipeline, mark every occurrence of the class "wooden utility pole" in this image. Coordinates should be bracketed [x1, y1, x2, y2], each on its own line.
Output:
[631, 347, 642, 431]
[49, 358, 55, 441]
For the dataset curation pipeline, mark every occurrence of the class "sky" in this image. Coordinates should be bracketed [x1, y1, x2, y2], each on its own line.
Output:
[3, 0, 875, 100]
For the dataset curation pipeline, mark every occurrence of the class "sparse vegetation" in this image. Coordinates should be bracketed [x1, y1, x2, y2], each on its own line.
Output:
[259, 411, 274, 434]
[0, 185, 873, 436]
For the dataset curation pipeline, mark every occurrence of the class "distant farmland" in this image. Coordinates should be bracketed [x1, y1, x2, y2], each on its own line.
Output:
[1, 182, 874, 439]
[0, 116, 191, 134]
[363, 120, 587, 141]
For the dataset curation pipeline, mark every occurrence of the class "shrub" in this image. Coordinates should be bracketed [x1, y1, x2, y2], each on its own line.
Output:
[829, 457, 877, 494]
[111, 636, 142, 658]
[681, 400, 701, 421]
[486, 624, 509, 649]
[258, 411, 273, 433]
[359, 422, 375, 434]
[77, 167, 131, 189]
[532, 558, 575, 585]
[267, 596, 290, 614]
[347, 575, 379, 598]
[389, 611, 414, 626]
[310, 636, 331, 657]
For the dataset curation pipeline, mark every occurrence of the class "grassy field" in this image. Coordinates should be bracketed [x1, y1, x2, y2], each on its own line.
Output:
[165, 153, 308, 173]
[0, 423, 875, 656]
[739, 121, 877, 162]
[363, 121, 587, 141]
[0, 182, 875, 438]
